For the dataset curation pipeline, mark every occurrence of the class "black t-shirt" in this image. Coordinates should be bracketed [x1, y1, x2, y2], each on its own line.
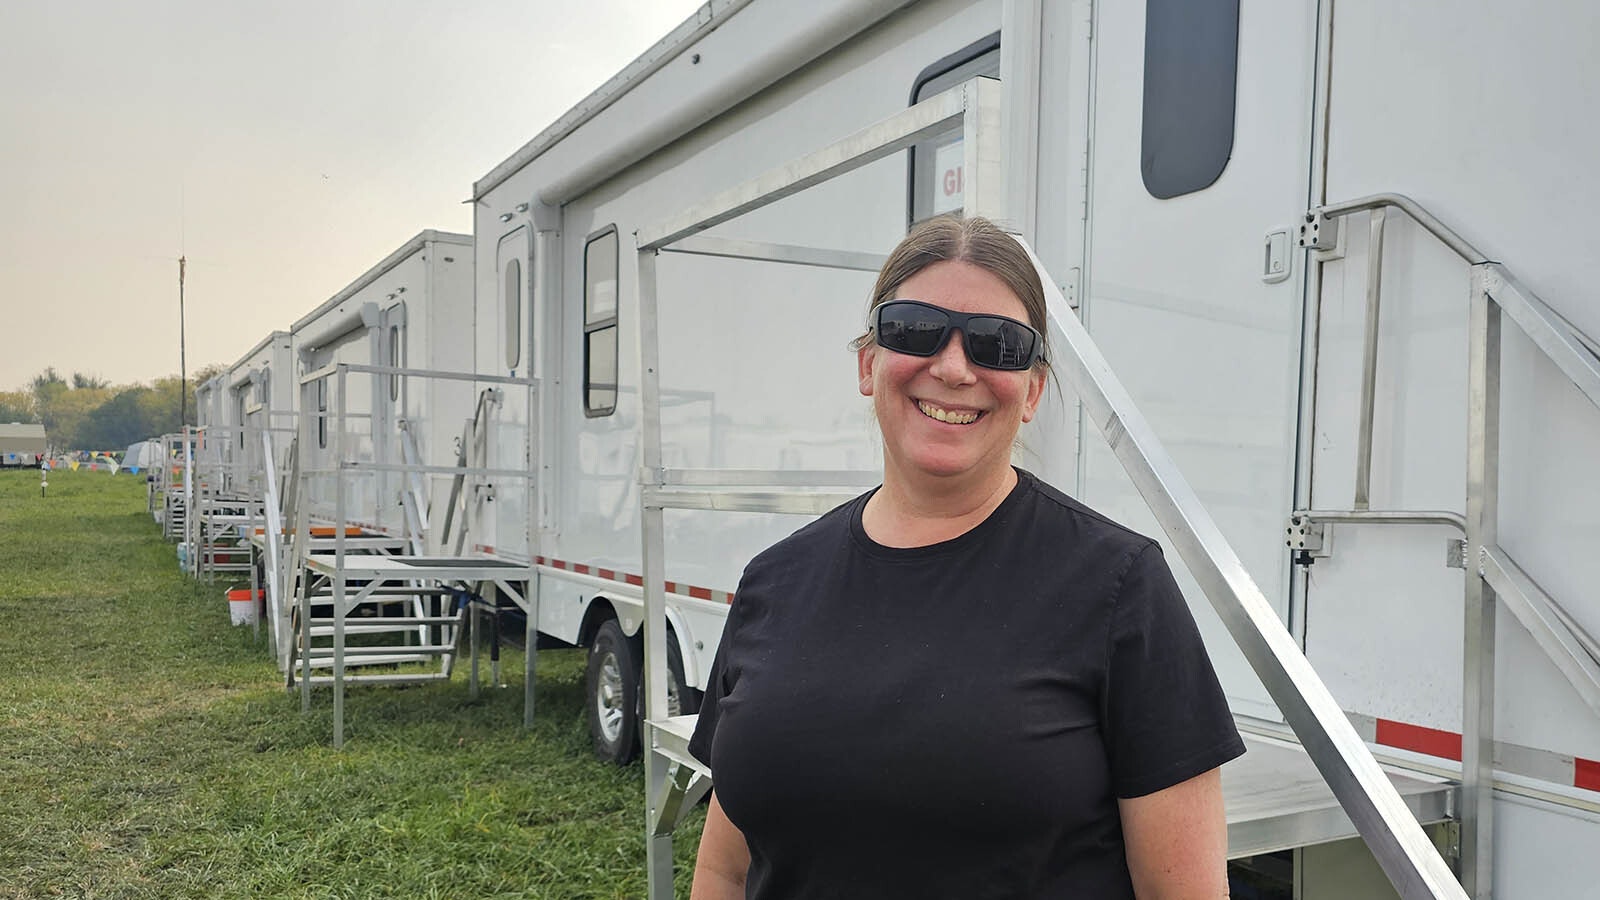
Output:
[688, 469, 1245, 899]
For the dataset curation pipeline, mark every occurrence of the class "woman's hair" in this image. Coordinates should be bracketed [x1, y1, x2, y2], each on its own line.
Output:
[850, 215, 1051, 367]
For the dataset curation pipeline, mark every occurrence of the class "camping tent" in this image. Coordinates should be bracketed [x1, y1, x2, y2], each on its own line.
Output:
[121, 439, 162, 474]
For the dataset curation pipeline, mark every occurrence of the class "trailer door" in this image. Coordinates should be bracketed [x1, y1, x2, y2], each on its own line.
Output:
[1076, 1, 1317, 719]
[490, 226, 533, 558]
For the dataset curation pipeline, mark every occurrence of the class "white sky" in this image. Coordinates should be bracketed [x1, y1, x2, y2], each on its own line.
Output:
[0, 0, 707, 391]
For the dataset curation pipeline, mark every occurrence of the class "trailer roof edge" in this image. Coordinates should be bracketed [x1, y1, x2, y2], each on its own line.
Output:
[472, 0, 753, 201]
[290, 230, 471, 335]
[227, 330, 292, 374]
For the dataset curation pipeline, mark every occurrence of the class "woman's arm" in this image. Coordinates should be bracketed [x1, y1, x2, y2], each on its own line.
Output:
[1118, 766, 1230, 899]
[690, 791, 751, 900]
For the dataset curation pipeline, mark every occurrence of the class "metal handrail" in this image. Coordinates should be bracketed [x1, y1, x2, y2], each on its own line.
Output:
[1019, 236, 1467, 900]
[1321, 193, 1489, 265]
[1319, 193, 1600, 507]
[1317, 195, 1600, 712]
[1319, 192, 1600, 892]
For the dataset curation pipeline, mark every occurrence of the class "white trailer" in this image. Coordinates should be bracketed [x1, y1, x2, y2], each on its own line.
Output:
[469, 1, 1600, 897]
[289, 230, 475, 545]
[225, 331, 295, 476]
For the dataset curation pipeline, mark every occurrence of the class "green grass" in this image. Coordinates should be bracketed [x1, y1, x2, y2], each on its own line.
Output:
[0, 470, 705, 899]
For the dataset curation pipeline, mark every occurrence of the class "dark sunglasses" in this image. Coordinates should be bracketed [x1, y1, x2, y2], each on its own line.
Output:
[872, 300, 1043, 371]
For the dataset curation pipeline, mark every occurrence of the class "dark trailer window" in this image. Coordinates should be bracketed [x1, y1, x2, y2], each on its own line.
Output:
[1141, 0, 1240, 199]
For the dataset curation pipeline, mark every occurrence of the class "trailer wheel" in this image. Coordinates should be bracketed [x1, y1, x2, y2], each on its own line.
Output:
[587, 619, 644, 763]
[663, 636, 699, 718]
[586, 618, 699, 765]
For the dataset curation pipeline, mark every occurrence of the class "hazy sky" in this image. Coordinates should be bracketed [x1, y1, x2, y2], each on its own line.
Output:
[0, 0, 706, 391]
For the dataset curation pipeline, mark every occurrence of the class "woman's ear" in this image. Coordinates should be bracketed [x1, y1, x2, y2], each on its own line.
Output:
[857, 345, 876, 397]
[1020, 366, 1047, 423]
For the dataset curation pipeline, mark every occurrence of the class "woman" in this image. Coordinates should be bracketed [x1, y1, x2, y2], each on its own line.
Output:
[688, 216, 1243, 898]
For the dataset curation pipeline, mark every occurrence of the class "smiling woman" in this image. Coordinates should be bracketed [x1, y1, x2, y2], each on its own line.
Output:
[685, 216, 1245, 900]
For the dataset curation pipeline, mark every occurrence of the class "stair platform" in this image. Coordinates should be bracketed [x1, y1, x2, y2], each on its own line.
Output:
[646, 719, 1457, 860]
[302, 553, 535, 584]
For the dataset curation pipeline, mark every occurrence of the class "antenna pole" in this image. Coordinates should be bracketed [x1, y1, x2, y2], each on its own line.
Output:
[179, 255, 188, 428]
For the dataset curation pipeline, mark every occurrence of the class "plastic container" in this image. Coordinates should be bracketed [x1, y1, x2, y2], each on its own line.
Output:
[226, 588, 262, 626]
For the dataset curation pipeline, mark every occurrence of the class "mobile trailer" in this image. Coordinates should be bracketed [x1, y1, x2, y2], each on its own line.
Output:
[287, 230, 475, 546]
[0, 423, 47, 467]
[273, 230, 536, 733]
[468, 0, 1600, 897]
[225, 331, 296, 478]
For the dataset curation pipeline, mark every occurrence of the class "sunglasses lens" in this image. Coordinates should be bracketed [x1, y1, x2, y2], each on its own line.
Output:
[877, 303, 950, 356]
[966, 318, 1037, 370]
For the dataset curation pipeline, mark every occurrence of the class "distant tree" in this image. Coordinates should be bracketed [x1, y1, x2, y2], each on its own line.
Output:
[0, 390, 36, 423]
[19, 364, 224, 450]
[77, 387, 157, 449]
[30, 368, 70, 440]
[139, 379, 182, 436]
[48, 386, 113, 450]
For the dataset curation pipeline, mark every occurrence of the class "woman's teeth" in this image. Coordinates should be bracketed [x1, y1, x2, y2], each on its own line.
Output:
[918, 401, 979, 425]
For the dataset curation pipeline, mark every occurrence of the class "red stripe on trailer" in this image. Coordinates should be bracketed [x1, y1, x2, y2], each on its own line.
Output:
[1576, 758, 1600, 793]
[1376, 719, 1462, 761]
[532, 554, 733, 604]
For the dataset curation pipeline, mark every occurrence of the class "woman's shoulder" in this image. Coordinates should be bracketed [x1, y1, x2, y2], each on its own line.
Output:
[743, 488, 867, 572]
[1013, 469, 1161, 558]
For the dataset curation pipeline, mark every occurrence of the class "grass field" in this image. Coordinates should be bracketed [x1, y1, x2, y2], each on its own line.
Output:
[0, 469, 705, 899]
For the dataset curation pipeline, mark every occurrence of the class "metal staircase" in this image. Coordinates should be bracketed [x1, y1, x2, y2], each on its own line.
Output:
[285, 362, 539, 748]
[620, 76, 1600, 900]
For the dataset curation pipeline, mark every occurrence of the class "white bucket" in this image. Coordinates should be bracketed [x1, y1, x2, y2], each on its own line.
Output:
[226, 589, 259, 626]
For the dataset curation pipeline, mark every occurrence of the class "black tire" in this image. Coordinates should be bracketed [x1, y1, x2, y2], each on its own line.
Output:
[664, 635, 701, 718]
[585, 619, 701, 765]
[587, 619, 642, 764]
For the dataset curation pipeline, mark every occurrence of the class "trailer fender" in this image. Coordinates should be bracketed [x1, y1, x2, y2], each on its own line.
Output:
[579, 594, 701, 693]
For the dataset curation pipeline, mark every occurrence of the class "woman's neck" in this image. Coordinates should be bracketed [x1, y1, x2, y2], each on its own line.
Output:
[861, 463, 1018, 548]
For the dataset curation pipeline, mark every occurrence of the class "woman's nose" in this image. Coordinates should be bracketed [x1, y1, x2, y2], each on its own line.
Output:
[927, 329, 977, 385]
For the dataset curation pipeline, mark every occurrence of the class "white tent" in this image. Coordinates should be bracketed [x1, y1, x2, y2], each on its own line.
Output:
[121, 439, 162, 474]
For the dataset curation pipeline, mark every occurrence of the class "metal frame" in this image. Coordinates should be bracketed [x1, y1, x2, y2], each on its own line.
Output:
[633, 75, 1470, 899]
[1022, 232, 1466, 899]
[290, 361, 541, 748]
[1310, 193, 1600, 895]
[634, 76, 1003, 900]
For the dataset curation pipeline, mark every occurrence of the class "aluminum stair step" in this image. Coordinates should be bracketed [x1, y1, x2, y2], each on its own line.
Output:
[306, 621, 458, 637]
[302, 644, 457, 659]
[298, 652, 446, 668]
[302, 672, 450, 685]
[644, 723, 1458, 860]
[1219, 731, 1457, 858]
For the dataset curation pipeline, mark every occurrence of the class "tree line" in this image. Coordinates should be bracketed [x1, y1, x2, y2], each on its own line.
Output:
[1, 366, 223, 452]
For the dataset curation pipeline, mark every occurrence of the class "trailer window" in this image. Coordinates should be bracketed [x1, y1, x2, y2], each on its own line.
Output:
[315, 377, 328, 449]
[908, 33, 1000, 226]
[504, 257, 522, 370]
[1141, 0, 1239, 199]
[584, 227, 619, 417]
[389, 325, 402, 402]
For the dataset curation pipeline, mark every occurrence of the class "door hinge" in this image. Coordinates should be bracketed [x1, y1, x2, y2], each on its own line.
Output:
[1286, 514, 1329, 566]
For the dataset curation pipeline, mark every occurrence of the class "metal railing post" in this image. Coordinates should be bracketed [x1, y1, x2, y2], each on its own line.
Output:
[637, 245, 676, 900]
[1018, 235, 1467, 900]
[1354, 207, 1387, 509]
[1461, 264, 1501, 897]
